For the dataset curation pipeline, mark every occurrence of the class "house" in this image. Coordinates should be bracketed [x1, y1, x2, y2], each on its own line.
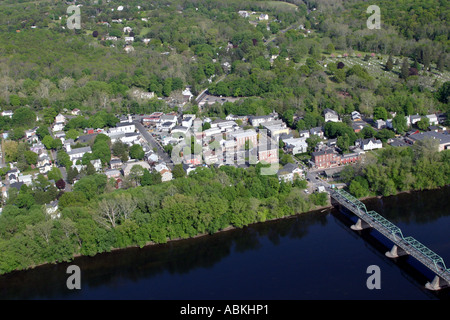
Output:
[90, 159, 102, 172]
[154, 163, 172, 182]
[351, 120, 369, 133]
[238, 10, 249, 18]
[405, 131, 450, 152]
[340, 152, 361, 165]
[1, 110, 13, 118]
[231, 129, 258, 149]
[277, 163, 303, 183]
[356, 138, 383, 151]
[124, 36, 134, 43]
[52, 122, 65, 132]
[181, 116, 195, 128]
[426, 114, 438, 126]
[282, 137, 308, 155]
[410, 114, 422, 125]
[122, 161, 151, 176]
[351, 111, 362, 121]
[45, 200, 60, 219]
[311, 148, 340, 169]
[110, 122, 136, 134]
[323, 108, 340, 123]
[142, 112, 164, 126]
[310, 127, 324, 138]
[71, 108, 81, 116]
[121, 132, 140, 145]
[248, 115, 276, 127]
[259, 13, 269, 20]
[263, 123, 290, 137]
[110, 158, 123, 170]
[68, 146, 92, 162]
[257, 136, 278, 164]
[105, 169, 121, 179]
[375, 119, 386, 130]
[299, 130, 310, 139]
[55, 114, 66, 124]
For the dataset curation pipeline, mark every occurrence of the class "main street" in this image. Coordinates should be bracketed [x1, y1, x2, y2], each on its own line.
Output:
[133, 120, 173, 168]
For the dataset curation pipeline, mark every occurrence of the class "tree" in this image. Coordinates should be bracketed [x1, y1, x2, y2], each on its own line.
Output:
[56, 179, 66, 190]
[436, 81, 449, 104]
[42, 135, 54, 150]
[373, 106, 388, 120]
[337, 134, 350, 152]
[392, 113, 408, 133]
[47, 167, 63, 181]
[24, 150, 38, 165]
[3, 140, 19, 162]
[172, 164, 186, 179]
[416, 117, 429, 131]
[57, 150, 72, 167]
[385, 55, 393, 71]
[400, 58, 410, 80]
[129, 144, 144, 160]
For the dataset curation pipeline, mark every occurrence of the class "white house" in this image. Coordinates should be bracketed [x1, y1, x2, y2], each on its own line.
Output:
[351, 111, 362, 121]
[410, 114, 421, 125]
[282, 138, 308, 155]
[68, 146, 92, 162]
[110, 122, 136, 134]
[1, 110, 13, 118]
[90, 159, 103, 172]
[259, 13, 269, 20]
[55, 114, 66, 123]
[375, 119, 386, 129]
[426, 114, 438, 125]
[356, 138, 383, 151]
[323, 108, 340, 123]
[277, 163, 303, 183]
[154, 163, 172, 182]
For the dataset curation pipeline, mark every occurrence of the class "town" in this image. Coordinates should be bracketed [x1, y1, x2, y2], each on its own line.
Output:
[0, 103, 448, 217]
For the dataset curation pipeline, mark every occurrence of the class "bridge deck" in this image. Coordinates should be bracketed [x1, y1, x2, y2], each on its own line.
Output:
[330, 189, 450, 285]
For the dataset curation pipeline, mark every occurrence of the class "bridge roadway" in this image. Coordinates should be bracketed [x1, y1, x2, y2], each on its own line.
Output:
[330, 188, 450, 291]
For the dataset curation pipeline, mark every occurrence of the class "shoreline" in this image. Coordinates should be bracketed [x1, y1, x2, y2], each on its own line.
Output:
[4, 185, 447, 275]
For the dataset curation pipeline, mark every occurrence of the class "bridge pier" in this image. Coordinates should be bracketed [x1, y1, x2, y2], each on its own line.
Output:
[350, 218, 370, 231]
[425, 275, 449, 291]
[385, 245, 407, 258]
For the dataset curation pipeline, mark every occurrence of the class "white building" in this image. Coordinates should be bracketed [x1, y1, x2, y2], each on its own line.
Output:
[283, 138, 308, 155]
[426, 114, 438, 125]
[154, 163, 172, 182]
[356, 138, 383, 151]
[68, 146, 92, 162]
[323, 108, 340, 123]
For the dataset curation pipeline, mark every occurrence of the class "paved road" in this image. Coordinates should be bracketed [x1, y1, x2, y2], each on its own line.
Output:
[134, 121, 173, 168]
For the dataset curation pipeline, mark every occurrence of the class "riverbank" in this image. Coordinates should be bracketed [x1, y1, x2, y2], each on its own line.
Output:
[3, 185, 448, 276]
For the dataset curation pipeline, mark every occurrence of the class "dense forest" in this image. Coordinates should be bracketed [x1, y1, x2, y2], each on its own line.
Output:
[0, 164, 327, 275]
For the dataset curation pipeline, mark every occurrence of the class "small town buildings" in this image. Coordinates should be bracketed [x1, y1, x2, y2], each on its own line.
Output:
[248, 115, 276, 127]
[405, 131, 450, 152]
[282, 137, 308, 155]
[375, 119, 386, 130]
[323, 108, 340, 123]
[105, 169, 121, 179]
[426, 114, 438, 126]
[231, 129, 258, 149]
[1, 110, 13, 118]
[351, 111, 362, 121]
[154, 163, 173, 182]
[309, 127, 324, 138]
[355, 138, 383, 151]
[311, 148, 340, 169]
[68, 146, 92, 162]
[110, 158, 123, 170]
[410, 114, 422, 125]
[122, 161, 151, 176]
[277, 163, 303, 183]
[90, 159, 102, 172]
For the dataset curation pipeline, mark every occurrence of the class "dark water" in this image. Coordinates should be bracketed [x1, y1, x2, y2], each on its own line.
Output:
[0, 187, 449, 300]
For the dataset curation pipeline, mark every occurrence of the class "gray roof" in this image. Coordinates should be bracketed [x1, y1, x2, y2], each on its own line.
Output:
[407, 131, 450, 145]
[277, 163, 299, 175]
[68, 146, 92, 155]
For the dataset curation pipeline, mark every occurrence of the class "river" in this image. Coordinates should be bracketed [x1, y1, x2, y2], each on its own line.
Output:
[0, 187, 449, 300]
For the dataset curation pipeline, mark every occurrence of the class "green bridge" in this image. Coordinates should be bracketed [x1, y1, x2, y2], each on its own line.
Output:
[330, 188, 450, 291]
